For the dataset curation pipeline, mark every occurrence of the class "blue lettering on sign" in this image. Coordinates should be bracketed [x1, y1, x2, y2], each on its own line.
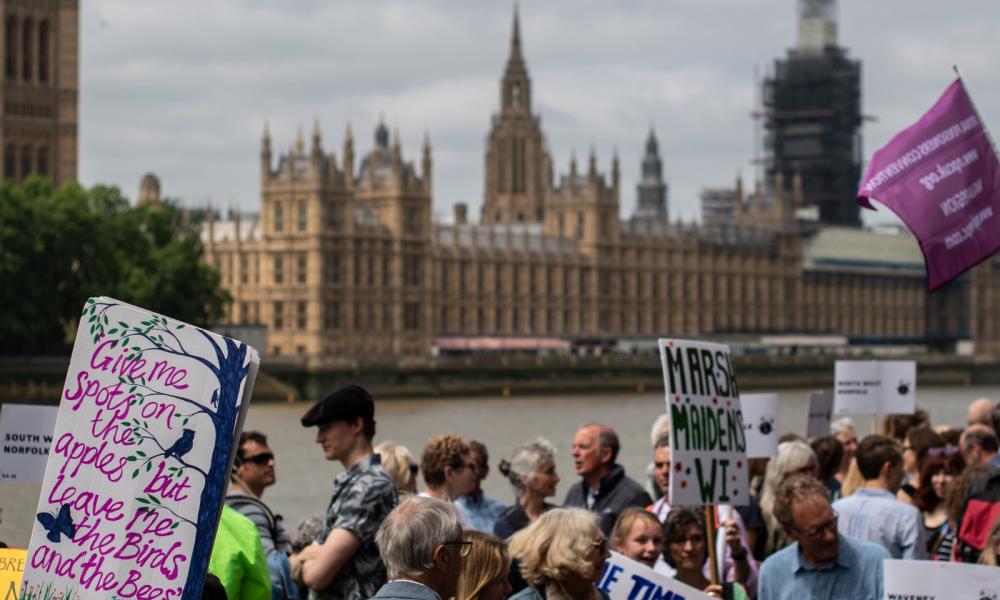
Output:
[625, 575, 685, 600]
[599, 564, 623, 593]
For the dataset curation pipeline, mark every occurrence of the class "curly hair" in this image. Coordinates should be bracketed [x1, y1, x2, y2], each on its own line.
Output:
[508, 508, 601, 587]
[661, 508, 707, 568]
[773, 475, 830, 532]
[421, 434, 470, 487]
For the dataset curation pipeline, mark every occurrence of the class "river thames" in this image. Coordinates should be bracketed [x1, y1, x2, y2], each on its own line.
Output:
[3, 384, 999, 546]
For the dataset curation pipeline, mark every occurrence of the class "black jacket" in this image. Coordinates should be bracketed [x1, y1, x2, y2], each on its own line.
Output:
[562, 464, 653, 535]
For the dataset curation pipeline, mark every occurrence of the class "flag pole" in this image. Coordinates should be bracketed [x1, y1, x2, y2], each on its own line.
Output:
[953, 64, 1000, 161]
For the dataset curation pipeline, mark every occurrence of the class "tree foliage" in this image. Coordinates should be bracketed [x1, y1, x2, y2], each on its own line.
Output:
[0, 176, 229, 355]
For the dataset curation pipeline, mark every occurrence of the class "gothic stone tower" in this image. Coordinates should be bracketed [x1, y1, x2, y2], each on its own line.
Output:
[481, 6, 553, 224]
[635, 128, 667, 220]
[0, 0, 77, 186]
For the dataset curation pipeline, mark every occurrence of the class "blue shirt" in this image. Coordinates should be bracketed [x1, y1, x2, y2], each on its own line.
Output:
[758, 534, 889, 600]
[832, 487, 926, 559]
[455, 491, 507, 533]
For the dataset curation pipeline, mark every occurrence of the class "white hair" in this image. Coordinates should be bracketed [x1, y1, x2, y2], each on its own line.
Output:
[499, 438, 556, 492]
[375, 496, 462, 579]
[650, 414, 671, 447]
[830, 417, 855, 436]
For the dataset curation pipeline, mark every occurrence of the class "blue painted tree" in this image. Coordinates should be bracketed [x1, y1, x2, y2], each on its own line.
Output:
[83, 298, 252, 599]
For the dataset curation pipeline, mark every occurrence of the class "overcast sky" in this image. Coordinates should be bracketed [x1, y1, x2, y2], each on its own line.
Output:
[80, 1, 1000, 226]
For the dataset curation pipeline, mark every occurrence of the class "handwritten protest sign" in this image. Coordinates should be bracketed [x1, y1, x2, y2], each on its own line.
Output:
[834, 360, 916, 416]
[599, 552, 712, 600]
[658, 339, 747, 506]
[883, 558, 1000, 599]
[740, 394, 778, 458]
[806, 390, 834, 438]
[1, 548, 26, 600]
[19, 297, 259, 600]
[0, 405, 59, 482]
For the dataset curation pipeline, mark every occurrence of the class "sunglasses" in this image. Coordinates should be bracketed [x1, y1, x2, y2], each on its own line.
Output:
[442, 540, 473, 558]
[927, 447, 960, 458]
[592, 536, 609, 555]
[243, 452, 275, 466]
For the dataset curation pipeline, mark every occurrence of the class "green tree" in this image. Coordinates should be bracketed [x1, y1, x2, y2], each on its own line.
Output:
[0, 176, 229, 355]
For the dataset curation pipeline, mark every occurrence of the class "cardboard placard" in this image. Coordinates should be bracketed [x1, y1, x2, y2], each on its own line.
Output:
[658, 338, 748, 506]
[0, 548, 27, 598]
[599, 551, 713, 600]
[739, 394, 779, 458]
[834, 361, 916, 415]
[883, 558, 1000, 599]
[19, 297, 259, 600]
[806, 390, 834, 439]
[0, 404, 59, 482]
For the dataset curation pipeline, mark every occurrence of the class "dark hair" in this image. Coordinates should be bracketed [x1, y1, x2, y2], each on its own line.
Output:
[856, 435, 902, 481]
[939, 427, 962, 448]
[992, 404, 1000, 441]
[201, 573, 228, 600]
[964, 428, 1000, 454]
[810, 436, 844, 484]
[906, 427, 944, 473]
[774, 476, 830, 531]
[913, 452, 965, 512]
[238, 430, 268, 462]
[468, 440, 489, 468]
[661, 508, 706, 568]
[882, 409, 929, 442]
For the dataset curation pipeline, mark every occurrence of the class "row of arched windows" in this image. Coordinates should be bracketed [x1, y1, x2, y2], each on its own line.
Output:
[5, 14, 50, 83]
[4, 143, 49, 181]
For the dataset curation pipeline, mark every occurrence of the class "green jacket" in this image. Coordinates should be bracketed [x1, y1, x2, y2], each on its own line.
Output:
[209, 505, 272, 600]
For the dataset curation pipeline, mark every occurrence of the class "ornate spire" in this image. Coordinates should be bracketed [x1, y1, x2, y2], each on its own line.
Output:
[510, 3, 523, 64]
[312, 118, 322, 149]
[295, 126, 305, 154]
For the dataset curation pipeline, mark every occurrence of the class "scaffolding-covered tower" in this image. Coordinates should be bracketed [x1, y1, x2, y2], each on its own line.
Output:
[760, 0, 862, 227]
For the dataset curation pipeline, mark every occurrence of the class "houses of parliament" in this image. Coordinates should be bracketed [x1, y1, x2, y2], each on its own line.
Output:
[203, 9, 1000, 365]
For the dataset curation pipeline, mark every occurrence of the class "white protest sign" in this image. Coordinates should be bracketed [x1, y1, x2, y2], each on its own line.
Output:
[806, 390, 834, 438]
[20, 297, 259, 600]
[883, 558, 1000, 600]
[834, 361, 916, 415]
[658, 339, 748, 506]
[739, 394, 778, 458]
[599, 551, 713, 600]
[0, 404, 59, 482]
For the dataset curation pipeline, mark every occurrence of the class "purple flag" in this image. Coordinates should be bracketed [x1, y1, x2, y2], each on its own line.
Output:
[858, 79, 1000, 291]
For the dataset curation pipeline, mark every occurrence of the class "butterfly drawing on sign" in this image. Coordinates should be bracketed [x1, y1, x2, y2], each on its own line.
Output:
[37, 503, 75, 543]
[897, 380, 911, 396]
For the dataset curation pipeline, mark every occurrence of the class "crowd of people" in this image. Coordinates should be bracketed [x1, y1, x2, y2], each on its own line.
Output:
[206, 386, 1000, 600]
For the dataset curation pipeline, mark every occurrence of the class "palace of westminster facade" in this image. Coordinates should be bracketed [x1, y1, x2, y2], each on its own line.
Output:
[202, 12, 1000, 365]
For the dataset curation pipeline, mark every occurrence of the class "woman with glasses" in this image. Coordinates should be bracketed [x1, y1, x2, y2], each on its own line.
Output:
[913, 449, 965, 560]
[662, 508, 747, 600]
[898, 427, 944, 505]
[457, 531, 513, 600]
[508, 508, 611, 600]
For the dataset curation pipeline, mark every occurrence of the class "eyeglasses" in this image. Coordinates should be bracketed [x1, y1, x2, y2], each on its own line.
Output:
[793, 510, 838, 540]
[669, 534, 706, 547]
[442, 540, 473, 558]
[409, 463, 419, 475]
[928, 447, 960, 458]
[243, 452, 274, 466]
[592, 536, 609, 555]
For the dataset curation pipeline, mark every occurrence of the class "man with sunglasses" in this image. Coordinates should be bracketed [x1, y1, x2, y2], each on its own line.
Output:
[759, 477, 889, 600]
[228, 431, 298, 597]
[371, 496, 469, 600]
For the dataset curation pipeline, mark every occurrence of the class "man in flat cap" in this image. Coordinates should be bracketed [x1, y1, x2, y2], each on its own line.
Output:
[290, 385, 398, 600]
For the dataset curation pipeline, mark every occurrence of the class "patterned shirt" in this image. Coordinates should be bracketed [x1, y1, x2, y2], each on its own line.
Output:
[312, 453, 398, 600]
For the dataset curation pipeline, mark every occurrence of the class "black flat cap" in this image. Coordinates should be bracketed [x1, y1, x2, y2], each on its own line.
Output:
[301, 385, 375, 427]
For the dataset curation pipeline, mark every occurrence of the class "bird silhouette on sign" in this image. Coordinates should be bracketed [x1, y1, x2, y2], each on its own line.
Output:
[164, 428, 196, 460]
[37, 503, 75, 543]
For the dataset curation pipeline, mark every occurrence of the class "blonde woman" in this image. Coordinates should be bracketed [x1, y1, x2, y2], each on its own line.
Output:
[457, 530, 513, 600]
[375, 441, 418, 494]
[509, 508, 611, 600]
[759, 441, 819, 558]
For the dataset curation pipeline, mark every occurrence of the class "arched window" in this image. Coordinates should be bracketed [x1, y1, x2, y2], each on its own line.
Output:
[20, 144, 31, 178]
[21, 17, 31, 82]
[37, 19, 47, 83]
[5, 16, 17, 81]
[4, 144, 15, 179]
[36, 146, 47, 177]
